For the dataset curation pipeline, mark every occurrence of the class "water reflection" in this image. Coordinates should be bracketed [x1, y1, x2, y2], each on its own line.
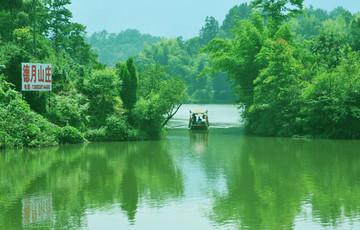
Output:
[1, 129, 360, 229]
[206, 136, 360, 229]
[0, 141, 184, 229]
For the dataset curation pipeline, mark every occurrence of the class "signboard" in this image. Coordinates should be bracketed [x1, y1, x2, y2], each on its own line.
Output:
[22, 63, 52, 91]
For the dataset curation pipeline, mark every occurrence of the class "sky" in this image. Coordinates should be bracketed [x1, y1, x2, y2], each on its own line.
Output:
[67, 0, 360, 39]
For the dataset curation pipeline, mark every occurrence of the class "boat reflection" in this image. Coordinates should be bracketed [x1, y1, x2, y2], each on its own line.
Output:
[189, 130, 209, 155]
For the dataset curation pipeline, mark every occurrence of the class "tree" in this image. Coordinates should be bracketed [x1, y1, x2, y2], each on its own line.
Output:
[219, 3, 252, 38]
[2, 29, 33, 91]
[204, 13, 265, 109]
[42, 0, 72, 51]
[0, 0, 27, 42]
[184, 37, 202, 56]
[250, 0, 304, 35]
[133, 63, 186, 138]
[247, 38, 303, 136]
[310, 29, 349, 69]
[117, 57, 138, 110]
[351, 14, 360, 51]
[0, 0, 22, 10]
[67, 22, 96, 65]
[83, 69, 117, 127]
[199, 16, 220, 46]
[289, 11, 322, 41]
[329, 6, 353, 24]
[127, 56, 138, 108]
[300, 52, 360, 139]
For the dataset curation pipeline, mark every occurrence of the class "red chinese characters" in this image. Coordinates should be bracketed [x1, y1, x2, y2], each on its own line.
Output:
[38, 65, 44, 82]
[45, 65, 52, 83]
[31, 65, 37, 83]
[23, 64, 30, 83]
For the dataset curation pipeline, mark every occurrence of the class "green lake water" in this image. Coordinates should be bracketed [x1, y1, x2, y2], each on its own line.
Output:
[1, 105, 360, 229]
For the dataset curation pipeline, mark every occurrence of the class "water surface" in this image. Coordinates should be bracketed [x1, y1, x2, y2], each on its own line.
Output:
[1, 105, 360, 229]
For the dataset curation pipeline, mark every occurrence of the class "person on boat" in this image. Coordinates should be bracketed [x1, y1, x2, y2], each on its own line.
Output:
[202, 115, 206, 124]
[197, 116, 202, 124]
[192, 114, 197, 124]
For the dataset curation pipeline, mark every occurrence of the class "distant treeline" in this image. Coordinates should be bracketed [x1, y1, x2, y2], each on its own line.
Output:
[86, 29, 162, 66]
[86, 5, 254, 104]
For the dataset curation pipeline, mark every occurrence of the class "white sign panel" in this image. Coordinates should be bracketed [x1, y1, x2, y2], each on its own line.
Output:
[22, 63, 52, 91]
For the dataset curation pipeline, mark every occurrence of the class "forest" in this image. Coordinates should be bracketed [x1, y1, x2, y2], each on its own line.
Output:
[1, 0, 360, 148]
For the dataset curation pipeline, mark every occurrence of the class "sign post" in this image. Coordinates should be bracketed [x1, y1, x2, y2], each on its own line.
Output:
[33, 0, 36, 58]
[21, 63, 52, 91]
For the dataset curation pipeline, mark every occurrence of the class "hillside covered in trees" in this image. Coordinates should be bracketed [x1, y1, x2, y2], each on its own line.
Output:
[0, 0, 185, 148]
[1, 0, 360, 149]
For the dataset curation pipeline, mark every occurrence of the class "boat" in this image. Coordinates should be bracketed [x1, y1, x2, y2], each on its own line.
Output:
[188, 108, 209, 130]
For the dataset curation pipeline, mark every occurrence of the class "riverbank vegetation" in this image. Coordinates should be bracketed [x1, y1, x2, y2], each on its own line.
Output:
[204, 0, 360, 139]
[1, 0, 360, 149]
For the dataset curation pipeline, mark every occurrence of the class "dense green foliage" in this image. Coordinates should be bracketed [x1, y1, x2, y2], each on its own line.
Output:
[87, 6, 255, 104]
[251, 0, 303, 34]
[134, 63, 186, 138]
[57, 124, 85, 144]
[0, 75, 58, 148]
[205, 0, 360, 138]
[0, 0, 187, 148]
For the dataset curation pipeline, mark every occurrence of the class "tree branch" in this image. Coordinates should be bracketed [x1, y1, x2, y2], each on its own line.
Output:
[162, 104, 182, 127]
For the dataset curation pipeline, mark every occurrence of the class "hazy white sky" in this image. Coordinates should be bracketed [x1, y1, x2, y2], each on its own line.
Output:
[67, 0, 360, 38]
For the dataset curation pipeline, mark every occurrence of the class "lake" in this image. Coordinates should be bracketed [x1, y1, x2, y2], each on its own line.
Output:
[1, 104, 360, 229]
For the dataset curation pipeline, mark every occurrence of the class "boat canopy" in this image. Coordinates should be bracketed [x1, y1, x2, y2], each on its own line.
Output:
[190, 108, 207, 114]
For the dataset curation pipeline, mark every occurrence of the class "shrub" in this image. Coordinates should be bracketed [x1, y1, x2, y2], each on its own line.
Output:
[84, 114, 145, 142]
[85, 127, 107, 142]
[57, 125, 85, 144]
[46, 91, 89, 132]
[105, 114, 129, 141]
[0, 80, 59, 148]
[83, 69, 118, 128]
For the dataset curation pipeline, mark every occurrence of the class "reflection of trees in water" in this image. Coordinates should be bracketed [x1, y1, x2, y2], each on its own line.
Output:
[2, 136, 360, 229]
[0, 141, 184, 228]
[303, 141, 360, 226]
[0, 146, 63, 229]
[207, 137, 360, 229]
[121, 166, 138, 222]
